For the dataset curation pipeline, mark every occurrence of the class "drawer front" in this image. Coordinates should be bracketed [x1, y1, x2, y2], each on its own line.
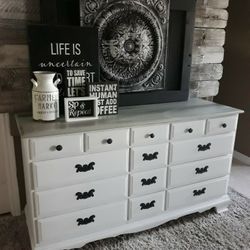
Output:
[38, 201, 127, 243]
[129, 192, 165, 220]
[85, 129, 129, 152]
[166, 176, 229, 210]
[169, 133, 235, 165]
[30, 134, 83, 161]
[170, 120, 206, 140]
[35, 176, 128, 218]
[130, 168, 167, 196]
[168, 156, 232, 188]
[33, 149, 129, 190]
[131, 124, 169, 146]
[206, 115, 238, 135]
[131, 144, 168, 170]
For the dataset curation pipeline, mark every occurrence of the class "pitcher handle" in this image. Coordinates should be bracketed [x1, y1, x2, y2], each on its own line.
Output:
[31, 78, 38, 87]
[54, 73, 62, 86]
[54, 78, 61, 87]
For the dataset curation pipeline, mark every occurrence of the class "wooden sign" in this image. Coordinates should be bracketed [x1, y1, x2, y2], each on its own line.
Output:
[28, 24, 100, 99]
[64, 97, 98, 122]
[63, 68, 92, 97]
[89, 82, 118, 116]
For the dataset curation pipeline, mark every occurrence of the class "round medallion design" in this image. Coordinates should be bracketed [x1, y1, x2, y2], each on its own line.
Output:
[95, 1, 164, 91]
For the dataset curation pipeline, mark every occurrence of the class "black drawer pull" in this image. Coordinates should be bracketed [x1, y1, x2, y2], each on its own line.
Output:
[76, 189, 95, 200]
[75, 162, 95, 173]
[140, 200, 156, 210]
[221, 123, 227, 128]
[143, 152, 158, 161]
[77, 215, 95, 226]
[198, 143, 211, 152]
[186, 128, 193, 133]
[106, 138, 113, 144]
[141, 176, 157, 186]
[195, 166, 209, 174]
[55, 145, 63, 151]
[193, 188, 206, 196]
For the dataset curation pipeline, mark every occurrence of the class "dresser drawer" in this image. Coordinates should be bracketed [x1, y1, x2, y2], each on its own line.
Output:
[33, 149, 129, 190]
[130, 168, 167, 196]
[37, 201, 127, 243]
[131, 144, 168, 171]
[129, 192, 165, 220]
[206, 115, 238, 135]
[170, 120, 206, 140]
[168, 156, 232, 188]
[169, 133, 235, 164]
[131, 124, 169, 146]
[85, 129, 129, 152]
[29, 134, 83, 161]
[35, 176, 128, 218]
[166, 176, 229, 210]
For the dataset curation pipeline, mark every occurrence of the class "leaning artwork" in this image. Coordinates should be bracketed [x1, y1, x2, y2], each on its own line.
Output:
[80, 0, 170, 94]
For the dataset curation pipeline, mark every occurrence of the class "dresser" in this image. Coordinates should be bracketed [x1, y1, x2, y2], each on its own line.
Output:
[16, 98, 243, 250]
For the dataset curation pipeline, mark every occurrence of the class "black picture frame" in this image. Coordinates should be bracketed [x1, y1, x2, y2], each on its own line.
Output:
[40, 0, 196, 106]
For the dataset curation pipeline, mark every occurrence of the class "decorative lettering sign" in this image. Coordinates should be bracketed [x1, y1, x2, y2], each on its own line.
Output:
[89, 82, 118, 116]
[64, 68, 94, 97]
[28, 24, 99, 108]
[64, 97, 98, 122]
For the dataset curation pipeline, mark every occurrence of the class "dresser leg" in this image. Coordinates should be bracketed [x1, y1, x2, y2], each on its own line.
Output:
[215, 205, 228, 214]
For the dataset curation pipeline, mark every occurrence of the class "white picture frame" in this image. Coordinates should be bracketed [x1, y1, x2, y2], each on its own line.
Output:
[64, 97, 98, 122]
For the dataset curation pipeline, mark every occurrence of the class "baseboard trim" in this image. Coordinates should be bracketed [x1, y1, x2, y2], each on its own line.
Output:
[233, 151, 250, 166]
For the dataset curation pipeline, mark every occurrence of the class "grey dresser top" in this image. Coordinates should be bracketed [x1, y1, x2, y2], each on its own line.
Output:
[16, 98, 243, 138]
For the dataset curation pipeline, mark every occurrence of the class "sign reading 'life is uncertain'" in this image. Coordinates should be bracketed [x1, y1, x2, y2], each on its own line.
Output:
[28, 24, 100, 100]
[89, 82, 119, 116]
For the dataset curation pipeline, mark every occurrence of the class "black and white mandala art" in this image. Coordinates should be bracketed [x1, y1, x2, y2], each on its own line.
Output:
[80, 0, 170, 93]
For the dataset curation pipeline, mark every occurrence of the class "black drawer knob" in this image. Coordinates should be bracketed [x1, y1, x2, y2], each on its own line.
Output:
[55, 145, 63, 151]
[140, 200, 156, 210]
[222, 123, 227, 128]
[106, 138, 113, 144]
[77, 215, 95, 226]
[186, 128, 193, 133]
[149, 133, 155, 139]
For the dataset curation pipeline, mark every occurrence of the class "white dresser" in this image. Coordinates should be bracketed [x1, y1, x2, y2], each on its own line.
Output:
[16, 99, 243, 250]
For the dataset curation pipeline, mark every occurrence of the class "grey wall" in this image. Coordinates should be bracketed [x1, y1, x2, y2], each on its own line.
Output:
[215, 0, 250, 157]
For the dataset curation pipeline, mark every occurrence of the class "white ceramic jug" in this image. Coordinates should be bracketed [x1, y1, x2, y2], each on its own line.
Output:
[31, 71, 60, 121]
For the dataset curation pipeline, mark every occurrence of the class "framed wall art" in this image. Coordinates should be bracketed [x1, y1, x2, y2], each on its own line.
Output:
[80, 0, 170, 95]
[40, 0, 197, 106]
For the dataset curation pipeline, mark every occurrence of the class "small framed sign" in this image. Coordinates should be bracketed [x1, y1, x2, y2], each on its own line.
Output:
[64, 97, 98, 122]
[63, 67, 91, 97]
[89, 82, 119, 116]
